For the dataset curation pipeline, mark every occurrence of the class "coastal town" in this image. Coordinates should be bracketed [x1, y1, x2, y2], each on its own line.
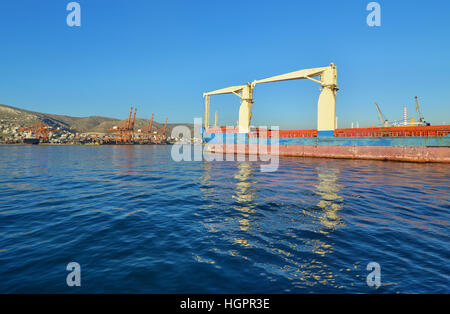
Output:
[0, 104, 197, 145]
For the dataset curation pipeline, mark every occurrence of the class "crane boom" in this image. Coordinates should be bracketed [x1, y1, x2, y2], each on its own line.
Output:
[203, 85, 246, 97]
[375, 103, 388, 126]
[147, 114, 154, 133]
[251, 66, 330, 86]
[125, 107, 133, 129]
[130, 108, 137, 130]
[162, 118, 167, 134]
[252, 64, 337, 135]
[415, 96, 424, 122]
[414, 96, 430, 126]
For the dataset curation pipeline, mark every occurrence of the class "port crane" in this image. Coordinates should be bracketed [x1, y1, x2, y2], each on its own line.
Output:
[136, 114, 154, 144]
[147, 113, 154, 135]
[154, 118, 168, 144]
[134, 114, 168, 144]
[19, 121, 56, 142]
[375, 103, 390, 127]
[203, 63, 338, 135]
[107, 106, 137, 143]
[372, 98, 430, 127]
[414, 96, 430, 126]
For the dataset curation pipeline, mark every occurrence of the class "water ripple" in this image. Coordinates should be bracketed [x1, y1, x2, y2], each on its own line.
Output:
[0, 145, 448, 293]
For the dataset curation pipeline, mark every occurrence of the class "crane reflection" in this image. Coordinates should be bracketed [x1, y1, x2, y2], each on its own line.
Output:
[232, 162, 257, 232]
[199, 159, 346, 290]
[314, 165, 344, 233]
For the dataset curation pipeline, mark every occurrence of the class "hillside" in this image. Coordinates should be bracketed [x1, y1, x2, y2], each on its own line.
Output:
[0, 104, 193, 136]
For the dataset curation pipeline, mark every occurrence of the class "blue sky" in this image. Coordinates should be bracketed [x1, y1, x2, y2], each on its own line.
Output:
[0, 0, 449, 129]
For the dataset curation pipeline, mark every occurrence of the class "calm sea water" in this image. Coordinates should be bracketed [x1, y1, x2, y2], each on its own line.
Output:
[0, 145, 448, 293]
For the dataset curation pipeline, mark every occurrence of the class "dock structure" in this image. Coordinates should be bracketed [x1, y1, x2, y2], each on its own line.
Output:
[106, 107, 168, 144]
[19, 121, 56, 143]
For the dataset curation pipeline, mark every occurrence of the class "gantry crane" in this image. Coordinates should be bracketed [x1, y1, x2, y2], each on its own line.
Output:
[147, 114, 154, 135]
[154, 118, 168, 144]
[136, 114, 154, 144]
[134, 114, 167, 144]
[19, 121, 56, 142]
[129, 107, 137, 141]
[203, 63, 338, 135]
[143, 113, 154, 143]
[107, 106, 137, 143]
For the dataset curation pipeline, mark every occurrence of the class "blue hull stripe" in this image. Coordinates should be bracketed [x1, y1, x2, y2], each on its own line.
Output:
[203, 133, 450, 147]
[317, 130, 334, 137]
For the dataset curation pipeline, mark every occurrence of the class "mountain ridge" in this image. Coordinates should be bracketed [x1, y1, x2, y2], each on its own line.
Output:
[0, 103, 192, 135]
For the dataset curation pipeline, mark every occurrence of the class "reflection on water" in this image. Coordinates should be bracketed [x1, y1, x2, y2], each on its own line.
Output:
[315, 166, 344, 232]
[294, 165, 345, 289]
[198, 160, 347, 290]
[286, 165, 344, 289]
[113, 146, 137, 176]
[232, 162, 257, 233]
[0, 146, 448, 293]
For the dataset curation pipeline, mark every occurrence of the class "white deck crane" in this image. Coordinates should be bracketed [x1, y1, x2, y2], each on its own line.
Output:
[203, 84, 251, 132]
[203, 63, 338, 135]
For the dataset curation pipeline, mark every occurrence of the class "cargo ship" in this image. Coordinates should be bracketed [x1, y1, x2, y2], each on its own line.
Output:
[23, 138, 40, 145]
[201, 63, 450, 163]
